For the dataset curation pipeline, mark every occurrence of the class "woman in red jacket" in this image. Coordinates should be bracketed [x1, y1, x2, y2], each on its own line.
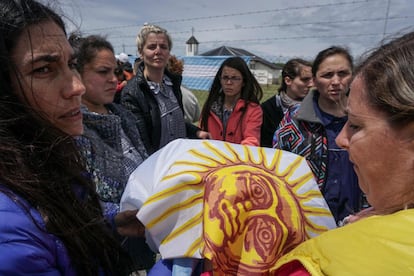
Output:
[199, 57, 263, 146]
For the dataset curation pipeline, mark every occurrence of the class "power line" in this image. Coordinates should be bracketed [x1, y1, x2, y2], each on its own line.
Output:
[84, 0, 376, 32]
[190, 15, 414, 34]
[111, 32, 386, 49]
[106, 15, 413, 40]
[150, 0, 375, 24]
[201, 33, 384, 43]
[80, 0, 412, 61]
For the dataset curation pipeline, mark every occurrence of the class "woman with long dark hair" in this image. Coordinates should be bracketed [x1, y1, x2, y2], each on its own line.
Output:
[0, 0, 131, 274]
[199, 56, 263, 146]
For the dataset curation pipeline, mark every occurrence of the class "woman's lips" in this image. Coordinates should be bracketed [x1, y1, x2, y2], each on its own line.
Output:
[60, 108, 82, 121]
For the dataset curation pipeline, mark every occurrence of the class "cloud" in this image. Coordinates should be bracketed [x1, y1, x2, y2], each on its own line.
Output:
[60, 0, 414, 62]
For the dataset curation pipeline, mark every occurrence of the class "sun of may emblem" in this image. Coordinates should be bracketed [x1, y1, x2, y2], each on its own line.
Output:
[142, 140, 333, 275]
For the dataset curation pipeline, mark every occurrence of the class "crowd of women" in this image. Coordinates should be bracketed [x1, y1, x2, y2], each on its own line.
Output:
[1, 0, 414, 275]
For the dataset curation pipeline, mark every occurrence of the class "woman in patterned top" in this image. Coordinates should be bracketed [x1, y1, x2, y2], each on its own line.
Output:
[273, 46, 363, 223]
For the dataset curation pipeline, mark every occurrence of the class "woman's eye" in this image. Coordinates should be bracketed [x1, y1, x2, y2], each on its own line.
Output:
[33, 66, 50, 74]
[97, 69, 110, 74]
[321, 73, 333, 79]
[338, 71, 351, 78]
[349, 124, 359, 131]
[69, 61, 78, 70]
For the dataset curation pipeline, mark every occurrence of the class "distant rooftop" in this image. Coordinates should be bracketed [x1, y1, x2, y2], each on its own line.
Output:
[200, 46, 279, 70]
[186, 35, 199, 45]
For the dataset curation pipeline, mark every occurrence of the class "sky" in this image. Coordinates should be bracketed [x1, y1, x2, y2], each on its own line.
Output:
[58, 0, 414, 63]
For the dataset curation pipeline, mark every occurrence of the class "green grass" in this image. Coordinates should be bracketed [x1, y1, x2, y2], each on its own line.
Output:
[193, 84, 278, 110]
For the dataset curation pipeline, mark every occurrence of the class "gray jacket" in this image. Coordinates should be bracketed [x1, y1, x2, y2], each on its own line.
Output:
[78, 103, 148, 222]
[77, 103, 155, 270]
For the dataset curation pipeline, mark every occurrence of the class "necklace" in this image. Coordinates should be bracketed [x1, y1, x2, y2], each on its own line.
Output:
[223, 101, 236, 112]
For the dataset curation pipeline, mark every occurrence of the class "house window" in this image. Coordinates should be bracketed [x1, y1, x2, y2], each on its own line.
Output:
[250, 60, 256, 69]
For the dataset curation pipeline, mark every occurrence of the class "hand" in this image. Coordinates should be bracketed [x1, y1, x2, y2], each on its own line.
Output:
[114, 209, 145, 237]
[197, 130, 212, 139]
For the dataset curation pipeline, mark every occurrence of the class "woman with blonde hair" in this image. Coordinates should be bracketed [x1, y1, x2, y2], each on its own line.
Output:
[120, 24, 209, 154]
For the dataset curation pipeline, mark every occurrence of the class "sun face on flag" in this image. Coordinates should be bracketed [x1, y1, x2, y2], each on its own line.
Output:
[189, 142, 331, 273]
[121, 139, 336, 274]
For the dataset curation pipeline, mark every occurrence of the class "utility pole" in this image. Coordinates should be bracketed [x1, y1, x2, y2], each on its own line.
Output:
[383, 0, 391, 40]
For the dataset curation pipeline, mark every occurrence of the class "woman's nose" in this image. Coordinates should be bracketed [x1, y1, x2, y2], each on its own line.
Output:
[109, 72, 117, 83]
[335, 125, 349, 149]
[331, 74, 341, 85]
[64, 71, 85, 98]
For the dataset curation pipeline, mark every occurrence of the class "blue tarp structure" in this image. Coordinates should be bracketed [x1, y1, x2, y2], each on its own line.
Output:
[120, 54, 251, 91]
[181, 56, 250, 91]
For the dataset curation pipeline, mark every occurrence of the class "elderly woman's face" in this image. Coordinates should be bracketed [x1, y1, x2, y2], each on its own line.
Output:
[336, 76, 414, 212]
[11, 21, 85, 136]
